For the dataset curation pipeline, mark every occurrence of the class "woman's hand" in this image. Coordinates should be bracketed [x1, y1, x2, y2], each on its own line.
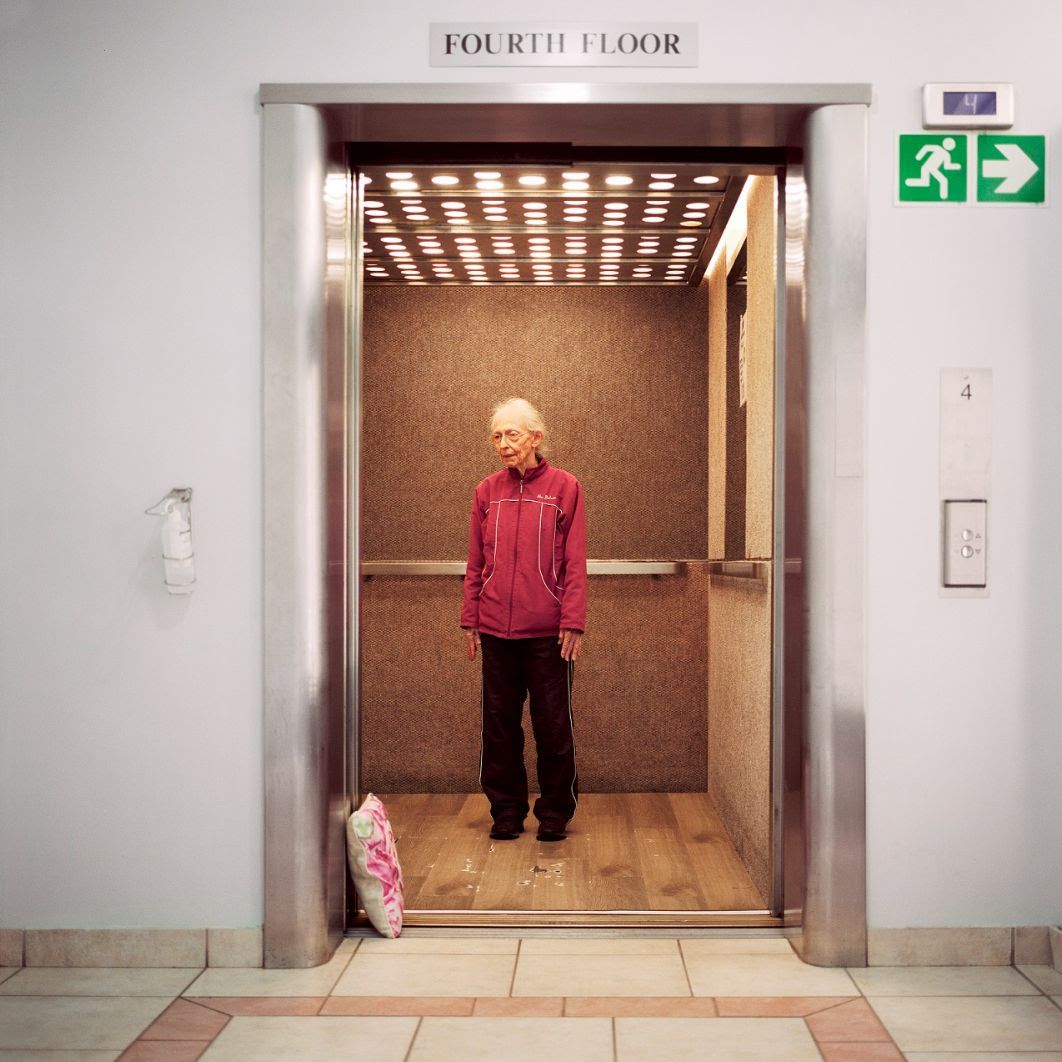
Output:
[558, 629, 583, 662]
[464, 627, 481, 661]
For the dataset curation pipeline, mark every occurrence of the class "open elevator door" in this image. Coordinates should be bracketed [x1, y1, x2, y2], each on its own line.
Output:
[346, 147, 785, 928]
[261, 85, 869, 968]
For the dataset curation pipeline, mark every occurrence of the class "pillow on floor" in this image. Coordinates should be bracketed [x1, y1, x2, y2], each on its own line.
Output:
[346, 793, 404, 938]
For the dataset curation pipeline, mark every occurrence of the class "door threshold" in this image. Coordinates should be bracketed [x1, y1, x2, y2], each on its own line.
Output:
[352, 909, 782, 929]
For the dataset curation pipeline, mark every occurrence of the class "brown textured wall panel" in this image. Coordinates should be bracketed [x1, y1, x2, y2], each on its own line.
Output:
[360, 567, 710, 793]
[707, 254, 728, 561]
[744, 176, 777, 560]
[707, 570, 773, 903]
[361, 286, 708, 562]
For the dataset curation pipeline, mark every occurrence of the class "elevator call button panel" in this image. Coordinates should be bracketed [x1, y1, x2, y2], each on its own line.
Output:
[943, 500, 988, 588]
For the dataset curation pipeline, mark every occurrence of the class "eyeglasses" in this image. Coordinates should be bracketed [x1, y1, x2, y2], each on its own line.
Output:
[491, 429, 527, 447]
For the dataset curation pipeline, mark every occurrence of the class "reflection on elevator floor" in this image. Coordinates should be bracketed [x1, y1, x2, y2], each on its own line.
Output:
[381, 792, 765, 914]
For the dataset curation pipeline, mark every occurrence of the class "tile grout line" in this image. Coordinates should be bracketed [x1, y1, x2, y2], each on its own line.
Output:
[403, 1015, 424, 1062]
[611, 1014, 618, 1062]
[676, 938, 695, 998]
[184, 997, 237, 1016]
[856, 996, 913, 1058]
[325, 937, 359, 996]
[803, 1021, 828, 1062]
[811, 997, 862, 1013]
[508, 938, 521, 996]
[115, 996, 186, 1057]
[179, 968, 205, 997]
[1013, 963, 1051, 995]
[848, 966, 869, 998]
[0, 992, 193, 999]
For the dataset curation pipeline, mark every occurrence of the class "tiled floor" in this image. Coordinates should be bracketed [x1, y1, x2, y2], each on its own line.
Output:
[0, 935, 1060, 1060]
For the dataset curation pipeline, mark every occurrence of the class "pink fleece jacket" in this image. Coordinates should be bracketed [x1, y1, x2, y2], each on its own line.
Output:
[460, 457, 587, 638]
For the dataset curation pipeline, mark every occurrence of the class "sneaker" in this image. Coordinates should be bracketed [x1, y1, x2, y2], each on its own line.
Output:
[489, 818, 524, 841]
[536, 820, 568, 842]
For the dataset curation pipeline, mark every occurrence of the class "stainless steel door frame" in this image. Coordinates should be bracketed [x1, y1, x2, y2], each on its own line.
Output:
[262, 106, 351, 967]
[261, 84, 869, 967]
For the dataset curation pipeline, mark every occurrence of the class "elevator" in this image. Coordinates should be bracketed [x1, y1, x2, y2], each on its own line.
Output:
[261, 84, 869, 967]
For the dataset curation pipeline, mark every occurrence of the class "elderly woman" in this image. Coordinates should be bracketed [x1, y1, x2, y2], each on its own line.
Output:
[460, 398, 587, 842]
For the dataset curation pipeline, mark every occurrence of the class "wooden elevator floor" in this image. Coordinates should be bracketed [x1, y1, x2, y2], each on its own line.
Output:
[377, 792, 771, 924]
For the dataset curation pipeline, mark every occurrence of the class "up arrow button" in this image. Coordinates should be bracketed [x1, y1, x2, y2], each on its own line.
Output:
[977, 134, 1047, 203]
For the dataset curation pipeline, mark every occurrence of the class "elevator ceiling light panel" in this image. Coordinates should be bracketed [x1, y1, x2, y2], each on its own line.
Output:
[360, 163, 733, 286]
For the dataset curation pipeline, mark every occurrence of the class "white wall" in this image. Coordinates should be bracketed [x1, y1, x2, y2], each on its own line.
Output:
[2, 0, 1060, 929]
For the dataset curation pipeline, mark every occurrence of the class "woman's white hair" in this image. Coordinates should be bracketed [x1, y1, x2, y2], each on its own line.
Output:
[490, 397, 548, 455]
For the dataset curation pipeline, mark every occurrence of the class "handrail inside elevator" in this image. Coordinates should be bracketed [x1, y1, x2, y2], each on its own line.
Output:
[361, 560, 690, 576]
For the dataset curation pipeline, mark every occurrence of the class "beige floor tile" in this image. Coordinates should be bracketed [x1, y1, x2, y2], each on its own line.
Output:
[905, 1054, 1062, 1061]
[355, 936, 518, 954]
[513, 954, 690, 997]
[332, 954, 515, 997]
[616, 1016, 821, 1061]
[1020, 965, 1062, 994]
[871, 995, 1062, 1052]
[850, 966, 1039, 996]
[0, 967, 201, 996]
[200, 1016, 417, 1061]
[518, 938, 679, 955]
[0, 1053, 121, 1060]
[0, 996, 169, 1050]
[679, 937, 795, 956]
[682, 952, 858, 997]
[409, 1017, 613, 1062]
[183, 938, 355, 998]
[0, 971, 18, 986]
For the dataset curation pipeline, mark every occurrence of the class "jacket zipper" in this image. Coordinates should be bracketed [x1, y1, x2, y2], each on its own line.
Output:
[507, 477, 523, 637]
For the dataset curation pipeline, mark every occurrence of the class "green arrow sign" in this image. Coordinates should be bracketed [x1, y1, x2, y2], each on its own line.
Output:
[977, 135, 1046, 203]
[898, 134, 968, 202]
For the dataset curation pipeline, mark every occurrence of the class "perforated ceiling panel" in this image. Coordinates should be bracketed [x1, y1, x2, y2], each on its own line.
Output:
[360, 163, 731, 285]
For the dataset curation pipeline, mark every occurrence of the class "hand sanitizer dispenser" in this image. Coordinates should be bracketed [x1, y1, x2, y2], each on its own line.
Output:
[145, 488, 196, 595]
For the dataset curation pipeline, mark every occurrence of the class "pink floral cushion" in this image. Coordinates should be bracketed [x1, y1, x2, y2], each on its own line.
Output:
[346, 793, 404, 938]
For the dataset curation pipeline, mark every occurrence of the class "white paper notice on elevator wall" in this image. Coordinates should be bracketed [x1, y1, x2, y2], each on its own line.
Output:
[430, 24, 699, 67]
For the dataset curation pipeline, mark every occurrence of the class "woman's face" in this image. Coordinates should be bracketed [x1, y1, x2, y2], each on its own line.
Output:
[490, 418, 541, 473]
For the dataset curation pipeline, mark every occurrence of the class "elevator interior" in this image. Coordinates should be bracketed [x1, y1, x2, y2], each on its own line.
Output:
[355, 158, 780, 925]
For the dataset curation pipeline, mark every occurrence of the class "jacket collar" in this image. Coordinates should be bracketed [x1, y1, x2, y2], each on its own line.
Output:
[507, 454, 550, 483]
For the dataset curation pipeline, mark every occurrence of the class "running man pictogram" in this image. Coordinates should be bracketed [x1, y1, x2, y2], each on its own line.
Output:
[905, 137, 962, 197]
[898, 134, 969, 203]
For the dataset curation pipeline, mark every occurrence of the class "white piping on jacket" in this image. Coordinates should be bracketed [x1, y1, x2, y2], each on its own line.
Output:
[566, 656, 579, 813]
[481, 499, 513, 590]
[537, 506, 561, 604]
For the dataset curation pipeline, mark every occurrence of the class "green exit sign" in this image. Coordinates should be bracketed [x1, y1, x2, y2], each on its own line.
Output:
[899, 134, 968, 202]
[977, 135, 1046, 203]
[898, 133, 1046, 205]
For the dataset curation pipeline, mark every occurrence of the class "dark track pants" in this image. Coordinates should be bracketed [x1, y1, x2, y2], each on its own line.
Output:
[479, 633, 578, 826]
